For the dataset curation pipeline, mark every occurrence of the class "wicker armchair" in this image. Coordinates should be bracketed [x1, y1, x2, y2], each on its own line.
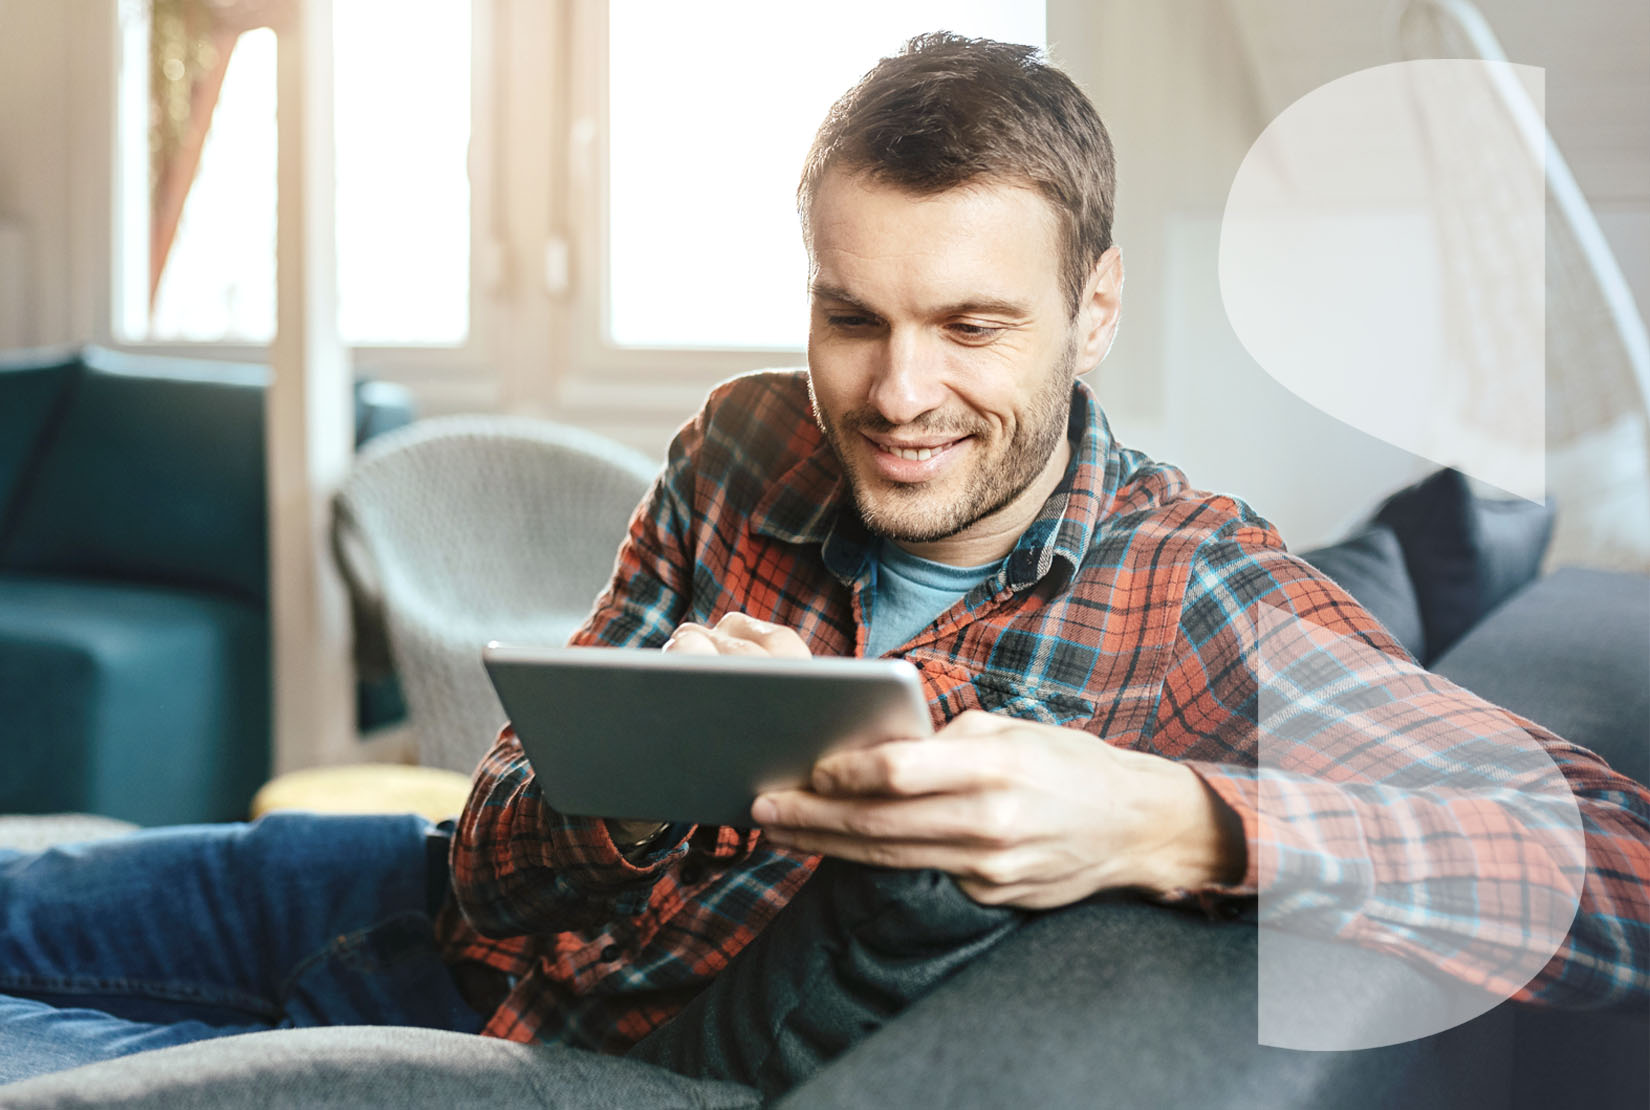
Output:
[331, 416, 658, 773]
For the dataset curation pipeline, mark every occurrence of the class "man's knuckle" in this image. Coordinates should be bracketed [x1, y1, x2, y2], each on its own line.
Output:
[877, 749, 915, 793]
[967, 854, 1014, 886]
[995, 741, 1032, 782]
[865, 840, 902, 868]
[842, 807, 889, 839]
[975, 794, 1019, 843]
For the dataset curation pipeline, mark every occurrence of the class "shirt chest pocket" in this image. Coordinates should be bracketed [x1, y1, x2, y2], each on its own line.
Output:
[967, 673, 1097, 729]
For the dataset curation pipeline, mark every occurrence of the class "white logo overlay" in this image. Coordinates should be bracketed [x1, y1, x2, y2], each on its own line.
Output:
[1221, 61, 1546, 502]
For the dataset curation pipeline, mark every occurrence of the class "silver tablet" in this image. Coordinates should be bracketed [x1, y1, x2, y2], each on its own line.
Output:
[482, 643, 933, 827]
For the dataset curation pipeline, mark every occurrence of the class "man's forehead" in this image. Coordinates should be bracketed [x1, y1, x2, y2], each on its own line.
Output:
[806, 169, 1064, 311]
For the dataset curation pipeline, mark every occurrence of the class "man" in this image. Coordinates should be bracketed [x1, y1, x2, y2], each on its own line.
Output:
[2, 31, 1646, 1098]
[444, 28, 1648, 1081]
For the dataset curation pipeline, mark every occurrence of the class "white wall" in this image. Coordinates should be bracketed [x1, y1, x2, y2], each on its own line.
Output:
[0, 0, 78, 348]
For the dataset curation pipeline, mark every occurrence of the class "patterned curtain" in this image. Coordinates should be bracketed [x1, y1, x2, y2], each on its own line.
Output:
[148, 0, 292, 304]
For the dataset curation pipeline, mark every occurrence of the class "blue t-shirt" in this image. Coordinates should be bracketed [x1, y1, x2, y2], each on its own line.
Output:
[863, 539, 1004, 659]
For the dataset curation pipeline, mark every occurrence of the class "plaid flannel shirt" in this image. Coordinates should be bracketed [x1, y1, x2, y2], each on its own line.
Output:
[441, 369, 1650, 1052]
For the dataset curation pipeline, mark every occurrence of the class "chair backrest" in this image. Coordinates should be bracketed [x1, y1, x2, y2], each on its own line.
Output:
[334, 415, 659, 771]
[0, 347, 271, 604]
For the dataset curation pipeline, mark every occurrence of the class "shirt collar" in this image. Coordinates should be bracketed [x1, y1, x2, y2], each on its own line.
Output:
[749, 378, 1120, 590]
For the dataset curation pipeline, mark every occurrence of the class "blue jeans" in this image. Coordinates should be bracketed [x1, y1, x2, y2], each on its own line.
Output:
[0, 813, 483, 1086]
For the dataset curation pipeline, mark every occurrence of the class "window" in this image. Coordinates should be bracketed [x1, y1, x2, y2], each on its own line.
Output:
[114, 0, 474, 348]
[603, 2, 1046, 352]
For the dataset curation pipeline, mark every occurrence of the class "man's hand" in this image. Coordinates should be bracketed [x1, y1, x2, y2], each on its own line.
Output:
[662, 612, 812, 660]
[606, 613, 812, 851]
[751, 709, 1244, 909]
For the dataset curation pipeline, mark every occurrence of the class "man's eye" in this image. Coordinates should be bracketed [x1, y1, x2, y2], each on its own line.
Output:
[948, 322, 1003, 342]
[826, 314, 877, 329]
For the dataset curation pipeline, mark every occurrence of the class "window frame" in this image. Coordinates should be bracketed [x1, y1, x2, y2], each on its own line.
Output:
[92, 0, 500, 391]
[553, 0, 809, 417]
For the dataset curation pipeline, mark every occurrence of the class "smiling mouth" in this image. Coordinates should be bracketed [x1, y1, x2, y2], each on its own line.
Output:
[870, 437, 968, 462]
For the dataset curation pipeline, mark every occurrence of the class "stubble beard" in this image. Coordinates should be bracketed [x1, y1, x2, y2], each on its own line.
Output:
[811, 333, 1079, 546]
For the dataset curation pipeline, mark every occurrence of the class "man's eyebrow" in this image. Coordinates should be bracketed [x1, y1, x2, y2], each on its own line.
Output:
[930, 296, 1034, 319]
[809, 282, 872, 311]
[810, 284, 1033, 320]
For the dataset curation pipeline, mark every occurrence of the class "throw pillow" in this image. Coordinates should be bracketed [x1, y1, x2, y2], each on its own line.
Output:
[1373, 467, 1555, 662]
[1298, 524, 1426, 662]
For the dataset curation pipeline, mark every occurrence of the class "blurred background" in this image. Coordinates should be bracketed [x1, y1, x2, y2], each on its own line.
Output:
[0, 0, 1645, 815]
[3, 1, 1647, 520]
[3, 1, 1646, 534]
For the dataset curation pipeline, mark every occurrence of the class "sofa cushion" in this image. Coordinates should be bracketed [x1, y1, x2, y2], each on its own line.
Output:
[0, 348, 270, 605]
[1431, 567, 1649, 787]
[0, 573, 269, 823]
[1297, 524, 1426, 661]
[0, 348, 79, 531]
[1374, 468, 1555, 662]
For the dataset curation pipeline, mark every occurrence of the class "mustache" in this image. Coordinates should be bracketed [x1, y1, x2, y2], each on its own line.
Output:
[835, 408, 988, 439]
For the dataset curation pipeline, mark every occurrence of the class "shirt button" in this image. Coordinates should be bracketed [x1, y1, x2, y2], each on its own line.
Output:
[600, 944, 622, 962]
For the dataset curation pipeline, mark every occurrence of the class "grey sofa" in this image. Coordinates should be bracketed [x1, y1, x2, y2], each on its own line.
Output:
[2, 493, 1646, 1107]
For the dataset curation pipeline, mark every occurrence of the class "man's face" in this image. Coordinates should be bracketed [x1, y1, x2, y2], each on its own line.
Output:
[805, 169, 1088, 561]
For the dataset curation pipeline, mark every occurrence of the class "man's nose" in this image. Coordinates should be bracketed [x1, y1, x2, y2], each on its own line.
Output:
[866, 330, 946, 426]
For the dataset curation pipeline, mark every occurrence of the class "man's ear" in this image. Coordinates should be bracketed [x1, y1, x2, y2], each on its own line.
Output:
[1074, 247, 1124, 374]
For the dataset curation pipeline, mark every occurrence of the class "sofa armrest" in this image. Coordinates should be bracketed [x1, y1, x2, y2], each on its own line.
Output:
[1431, 567, 1649, 787]
[780, 897, 1515, 1110]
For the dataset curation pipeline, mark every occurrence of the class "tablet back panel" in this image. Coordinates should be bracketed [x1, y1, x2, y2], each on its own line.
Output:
[483, 646, 932, 827]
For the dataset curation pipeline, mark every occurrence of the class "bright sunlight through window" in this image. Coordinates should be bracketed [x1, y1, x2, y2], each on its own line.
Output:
[606, 2, 1046, 351]
[121, 0, 472, 346]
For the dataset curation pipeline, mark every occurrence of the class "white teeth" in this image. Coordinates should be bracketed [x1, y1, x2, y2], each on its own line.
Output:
[890, 445, 938, 461]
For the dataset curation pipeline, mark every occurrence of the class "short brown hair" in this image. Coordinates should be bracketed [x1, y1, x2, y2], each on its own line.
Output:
[799, 32, 1116, 316]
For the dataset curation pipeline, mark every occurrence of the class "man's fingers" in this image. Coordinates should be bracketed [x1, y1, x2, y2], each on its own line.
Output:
[754, 787, 1024, 847]
[758, 827, 954, 871]
[664, 615, 811, 658]
[713, 612, 812, 658]
[939, 708, 1009, 735]
[810, 735, 1019, 797]
[758, 820, 1058, 894]
[663, 621, 774, 657]
[662, 624, 719, 655]
[759, 824, 998, 875]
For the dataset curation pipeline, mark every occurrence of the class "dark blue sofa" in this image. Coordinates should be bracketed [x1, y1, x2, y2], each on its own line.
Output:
[0, 346, 412, 826]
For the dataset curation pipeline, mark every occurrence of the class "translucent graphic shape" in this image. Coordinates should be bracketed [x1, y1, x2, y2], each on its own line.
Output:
[1249, 603, 1584, 1050]
[1221, 61, 1546, 500]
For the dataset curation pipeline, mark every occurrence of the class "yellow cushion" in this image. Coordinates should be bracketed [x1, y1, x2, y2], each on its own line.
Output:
[251, 764, 473, 823]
